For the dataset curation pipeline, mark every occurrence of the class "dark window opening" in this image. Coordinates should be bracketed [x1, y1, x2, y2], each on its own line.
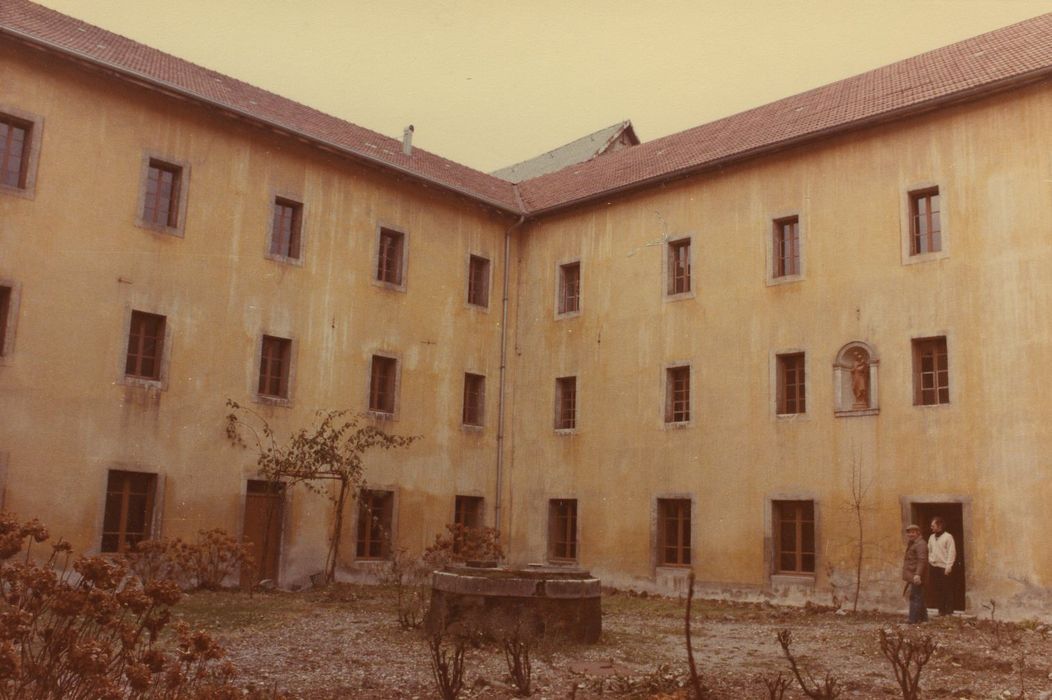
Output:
[377, 228, 405, 285]
[658, 498, 691, 566]
[125, 311, 166, 380]
[774, 500, 815, 574]
[777, 353, 806, 414]
[101, 470, 156, 553]
[559, 262, 580, 314]
[258, 335, 291, 399]
[143, 159, 182, 228]
[270, 198, 303, 260]
[666, 366, 690, 423]
[555, 376, 577, 430]
[773, 216, 800, 277]
[356, 489, 393, 559]
[467, 255, 490, 307]
[548, 499, 578, 561]
[0, 116, 31, 189]
[668, 238, 691, 295]
[463, 373, 485, 426]
[369, 355, 398, 413]
[910, 188, 941, 255]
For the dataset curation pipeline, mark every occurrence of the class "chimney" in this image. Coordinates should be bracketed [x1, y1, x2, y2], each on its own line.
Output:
[402, 124, 414, 155]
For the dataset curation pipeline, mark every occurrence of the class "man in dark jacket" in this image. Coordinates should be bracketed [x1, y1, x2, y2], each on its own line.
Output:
[902, 523, 929, 623]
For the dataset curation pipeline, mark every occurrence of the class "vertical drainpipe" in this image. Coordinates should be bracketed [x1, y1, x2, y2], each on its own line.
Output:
[495, 212, 526, 544]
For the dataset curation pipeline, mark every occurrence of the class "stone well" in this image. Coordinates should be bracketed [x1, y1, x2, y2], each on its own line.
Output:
[427, 564, 601, 643]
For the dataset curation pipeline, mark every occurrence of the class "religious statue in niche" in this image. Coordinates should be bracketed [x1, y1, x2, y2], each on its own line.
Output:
[851, 351, 869, 409]
[835, 342, 878, 414]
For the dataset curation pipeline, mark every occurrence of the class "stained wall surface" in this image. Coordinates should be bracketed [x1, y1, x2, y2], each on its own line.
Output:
[0, 43, 513, 582]
[504, 81, 1052, 612]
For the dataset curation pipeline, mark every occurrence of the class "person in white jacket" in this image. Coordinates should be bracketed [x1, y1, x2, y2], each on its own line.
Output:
[928, 517, 957, 616]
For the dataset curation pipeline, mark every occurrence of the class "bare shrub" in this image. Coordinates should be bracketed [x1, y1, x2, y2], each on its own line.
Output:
[878, 627, 936, 700]
[382, 547, 432, 630]
[427, 632, 468, 700]
[776, 629, 842, 699]
[588, 664, 688, 696]
[759, 672, 791, 699]
[0, 512, 248, 699]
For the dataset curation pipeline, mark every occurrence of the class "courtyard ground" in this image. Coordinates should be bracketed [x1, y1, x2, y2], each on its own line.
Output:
[172, 585, 1052, 699]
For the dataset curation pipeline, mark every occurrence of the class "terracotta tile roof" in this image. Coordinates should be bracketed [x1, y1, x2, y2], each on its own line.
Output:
[3, 2, 1052, 217]
[0, 0, 521, 212]
[515, 13, 1052, 214]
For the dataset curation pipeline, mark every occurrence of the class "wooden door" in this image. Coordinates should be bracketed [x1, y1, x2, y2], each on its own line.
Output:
[241, 480, 284, 587]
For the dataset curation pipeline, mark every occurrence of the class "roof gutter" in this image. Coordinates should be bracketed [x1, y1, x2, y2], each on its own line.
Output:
[0, 26, 524, 217]
[523, 65, 1052, 218]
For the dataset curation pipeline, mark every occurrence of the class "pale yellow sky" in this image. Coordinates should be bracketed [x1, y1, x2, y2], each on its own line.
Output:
[34, 0, 1052, 173]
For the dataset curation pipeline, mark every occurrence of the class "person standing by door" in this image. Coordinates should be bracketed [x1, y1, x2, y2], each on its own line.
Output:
[928, 516, 957, 616]
[902, 523, 929, 623]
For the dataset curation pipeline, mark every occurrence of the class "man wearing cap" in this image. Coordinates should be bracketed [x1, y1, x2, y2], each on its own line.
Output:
[902, 524, 929, 623]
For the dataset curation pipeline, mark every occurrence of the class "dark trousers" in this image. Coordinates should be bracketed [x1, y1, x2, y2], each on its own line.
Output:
[930, 567, 954, 615]
[908, 583, 928, 623]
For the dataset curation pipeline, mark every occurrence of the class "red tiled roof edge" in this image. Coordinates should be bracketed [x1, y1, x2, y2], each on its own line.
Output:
[515, 13, 1052, 215]
[0, 0, 521, 214]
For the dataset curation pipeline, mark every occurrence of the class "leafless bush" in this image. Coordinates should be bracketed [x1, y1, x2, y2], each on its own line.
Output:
[878, 627, 936, 700]
[758, 672, 790, 699]
[776, 629, 842, 699]
[587, 664, 688, 697]
[502, 633, 532, 696]
[382, 548, 432, 630]
[427, 632, 468, 700]
[189, 528, 254, 590]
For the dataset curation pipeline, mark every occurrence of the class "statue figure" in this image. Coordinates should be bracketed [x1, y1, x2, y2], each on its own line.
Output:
[851, 351, 868, 408]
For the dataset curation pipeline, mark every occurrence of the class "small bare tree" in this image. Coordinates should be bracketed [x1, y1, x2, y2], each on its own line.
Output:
[225, 400, 417, 583]
[684, 570, 708, 699]
[845, 453, 873, 612]
[878, 627, 935, 700]
[776, 629, 842, 699]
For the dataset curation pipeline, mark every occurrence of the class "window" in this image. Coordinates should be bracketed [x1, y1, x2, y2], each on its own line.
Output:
[269, 197, 303, 260]
[773, 216, 800, 277]
[658, 498, 691, 566]
[454, 495, 483, 530]
[462, 373, 485, 427]
[0, 286, 11, 357]
[774, 500, 815, 574]
[667, 238, 691, 295]
[101, 470, 157, 553]
[665, 366, 690, 423]
[369, 355, 398, 414]
[124, 311, 166, 381]
[142, 159, 183, 228]
[913, 336, 949, 405]
[356, 489, 393, 559]
[467, 255, 490, 308]
[555, 376, 577, 430]
[376, 228, 405, 286]
[776, 353, 806, 415]
[548, 499, 578, 562]
[258, 335, 292, 399]
[909, 188, 941, 255]
[558, 261, 580, 315]
[0, 114, 31, 189]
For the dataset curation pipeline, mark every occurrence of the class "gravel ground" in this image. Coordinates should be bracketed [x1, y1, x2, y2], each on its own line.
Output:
[172, 585, 1052, 699]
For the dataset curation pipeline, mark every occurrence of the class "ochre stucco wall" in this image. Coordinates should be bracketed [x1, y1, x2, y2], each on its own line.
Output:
[0, 44, 513, 583]
[504, 81, 1052, 613]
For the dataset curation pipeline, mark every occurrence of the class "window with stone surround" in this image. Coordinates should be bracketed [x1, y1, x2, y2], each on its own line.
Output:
[101, 470, 157, 553]
[776, 353, 806, 415]
[913, 336, 949, 405]
[258, 335, 292, 400]
[558, 261, 581, 315]
[665, 366, 690, 423]
[467, 255, 490, 308]
[773, 216, 800, 278]
[657, 498, 691, 566]
[909, 188, 941, 255]
[369, 355, 398, 414]
[548, 499, 578, 562]
[269, 197, 303, 261]
[667, 238, 691, 295]
[774, 500, 815, 574]
[125, 311, 166, 381]
[355, 489, 393, 560]
[555, 376, 577, 430]
[462, 373, 485, 427]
